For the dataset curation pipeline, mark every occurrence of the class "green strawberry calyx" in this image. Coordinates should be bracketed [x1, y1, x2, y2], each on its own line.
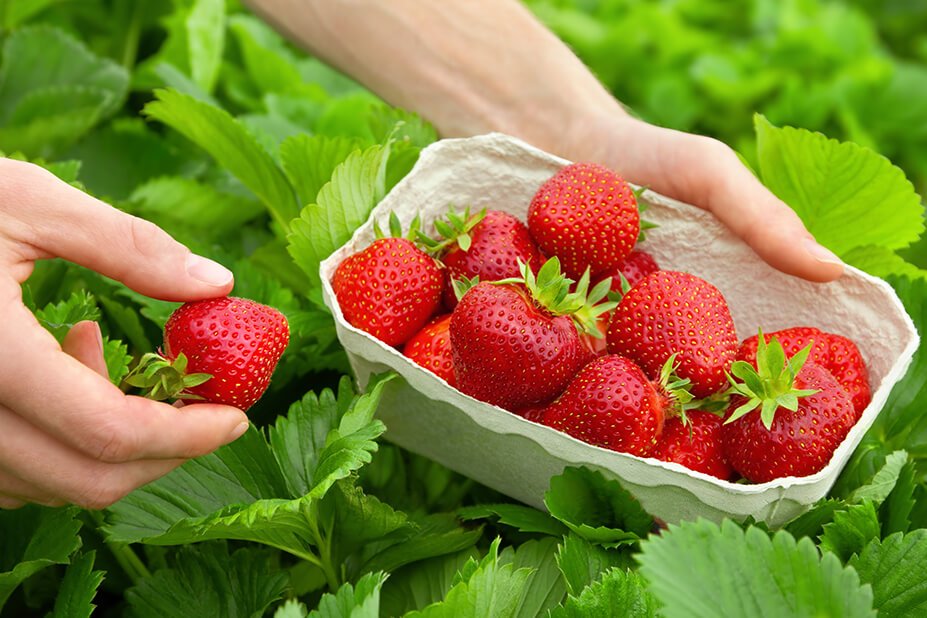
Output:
[373, 211, 424, 242]
[416, 206, 487, 255]
[497, 257, 617, 338]
[656, 354, 698, 427]
[723, 330, 819, 430]
[123, 352, 212, 402]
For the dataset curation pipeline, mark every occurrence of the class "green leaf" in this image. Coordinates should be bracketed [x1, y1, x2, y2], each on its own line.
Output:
[321, 481, 409, 568]
[850, 530, 927, 617]
[850, 450, 910, 505]
[308, 571, 387, 618]
[819, 501, 881, 562]
[128, 176, 265, 239]
[754, 114, 924, 256]
[34, 290, 100, 342]
[404, 539, 532, 618]
[103, 337, 132, 385]
[380, 549, 478, 617]
[0, 26, 128, 155]
[0, 506, 82, 610]
[359, 513, 482, 576]
[275, 598, 308, 618]
[0, 0, 58, 28]
[556, 533, 635, 597]
[844, 245, 927, 281]
[457, 503, 568, 537]
[125, 542, 288, 618]
[550, 568, 658, 618]
[637, 519, 876, 618]
[544, 467, 653, 548]
[49, 551, 104, 618]
[185, 0, 225, 93]
[279, 134, 362, 207]
[230, 15, 306, 95]
[287, 144, 390, 284]
[785, 499, 847, 540]
[144, 88, 297, 230]
[882, 459, 917, 536]
[500, 538, 567, 618]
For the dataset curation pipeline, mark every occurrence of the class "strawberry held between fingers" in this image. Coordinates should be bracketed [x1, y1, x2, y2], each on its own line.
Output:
[527, 162, 640, 280]
[332, 236, 444, 346]
[607, 270, 738, 399]
[126, 297, 290, 411]
[450, 257, 615, 411]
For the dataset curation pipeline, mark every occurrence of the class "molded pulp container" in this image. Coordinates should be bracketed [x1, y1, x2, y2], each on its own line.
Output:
[320, 133, 919, 526]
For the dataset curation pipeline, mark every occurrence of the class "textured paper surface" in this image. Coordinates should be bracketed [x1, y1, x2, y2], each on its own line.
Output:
[320, 133, 919, 526]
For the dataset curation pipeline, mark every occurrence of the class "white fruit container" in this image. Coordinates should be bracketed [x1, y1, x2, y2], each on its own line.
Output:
[319, 133, 919, 526]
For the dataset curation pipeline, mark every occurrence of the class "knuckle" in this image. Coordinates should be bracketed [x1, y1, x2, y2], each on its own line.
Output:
[82, 417, 138, 463]
[124, 215, 168, 260]
[70, 472, 132, 510]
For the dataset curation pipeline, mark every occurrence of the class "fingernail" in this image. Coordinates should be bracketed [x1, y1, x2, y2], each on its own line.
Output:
[227, 421, 249, 442]
[803, 239, 843, 266]
[185, 254, 233, 287]
[92, 321, 104, 351]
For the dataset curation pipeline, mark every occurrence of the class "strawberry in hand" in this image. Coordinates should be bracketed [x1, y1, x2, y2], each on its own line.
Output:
[126, 296, 290, 411]
[450, 257, 615, 411]
[721, 334, 856, 483]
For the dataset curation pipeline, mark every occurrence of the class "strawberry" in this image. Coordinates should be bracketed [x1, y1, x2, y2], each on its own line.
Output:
[652, 411, 734, 480]
[333, 236, 444, 346]
[527, 162, 640, 280]
[421, 209, 545, 309]
[738, 327, 870, 417]
[540, 355, 693, 456]
[721, 336, 856, 483]
[607, 270, 738, 399]
[403, 314, 455, 386]
[450, 257, 614, 411]
[603, 249, 660, 291]
[126, 297, 289, 411]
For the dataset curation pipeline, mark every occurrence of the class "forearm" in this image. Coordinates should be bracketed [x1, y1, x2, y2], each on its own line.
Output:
[245, 0, 627, 156]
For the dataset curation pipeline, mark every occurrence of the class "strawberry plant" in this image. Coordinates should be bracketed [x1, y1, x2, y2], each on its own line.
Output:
[3, 1, 927, 617]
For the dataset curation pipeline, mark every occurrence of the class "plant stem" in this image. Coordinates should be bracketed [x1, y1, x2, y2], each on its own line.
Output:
[87, 510, 152, 584]
[120, 0, 144, 69]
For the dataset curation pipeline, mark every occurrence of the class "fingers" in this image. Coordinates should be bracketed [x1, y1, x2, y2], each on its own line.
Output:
[0, 495, 26, 509]
[0, 158, 233, 300]
[0, 404, 185, 509]
[0, 304, 249, 463]
[62, 321, 108, 378]
[603, 120, 844, 283]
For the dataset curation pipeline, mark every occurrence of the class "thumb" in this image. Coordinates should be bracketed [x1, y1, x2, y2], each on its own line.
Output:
[10, 159, 233, 300]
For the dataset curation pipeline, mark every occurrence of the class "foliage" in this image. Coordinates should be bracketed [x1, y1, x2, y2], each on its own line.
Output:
[2, 0, 927, 616]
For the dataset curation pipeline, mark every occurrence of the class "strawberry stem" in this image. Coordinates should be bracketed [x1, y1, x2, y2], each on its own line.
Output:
[124, 352, 212, 402]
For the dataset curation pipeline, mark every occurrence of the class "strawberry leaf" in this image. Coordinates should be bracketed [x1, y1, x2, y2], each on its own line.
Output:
[499, 538, 567, 618]
[144, 89, 298, 231]
[125, 543, 287, 618]
[287, 144, 390, 285]
[637, 520, 875, 618]
[33, 290, 100, 343]
[843, 245, 927, 281]
[755, 114, 924, 256]
[544, 468, 652, 548]
[0, 506, 82, 610]
[279, 134, 362, 207]
[307, 571, 388, 618]
[457, 504, 567, 537]
[850, 530, 927, 617]
[550, 568, 658, 618]
[380, 550, 478, 617]
[48, 551, 104, 618]
[819, 501, 881, 563]
[555, 534, 635, 597]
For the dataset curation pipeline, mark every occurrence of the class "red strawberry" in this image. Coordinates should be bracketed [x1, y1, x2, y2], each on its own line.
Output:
[652, 411, 734, 480]
[127, 297, 290, 411]
[528, 162, 640, 280]
[403, 314, 455, 387]
[450, 257, 614, 411]
[333, 237, 444, 346]
[425, 209, 545, 309]
[603, 250, 660, 291]
[721, 336, 856, 483]
[540, 355, 693, 456]
[607, 271, 738, 399]
[738, 327, 870, 417]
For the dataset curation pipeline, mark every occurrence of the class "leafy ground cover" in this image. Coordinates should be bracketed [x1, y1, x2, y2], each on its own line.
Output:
[2, 0, 927, 615]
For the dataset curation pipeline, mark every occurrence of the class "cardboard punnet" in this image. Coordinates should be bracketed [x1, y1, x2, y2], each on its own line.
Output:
[320, 133, 919, 526]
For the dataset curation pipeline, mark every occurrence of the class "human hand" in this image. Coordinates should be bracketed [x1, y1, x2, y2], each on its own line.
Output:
[0, 159, 249, 510]
[551, 114, 844, 283]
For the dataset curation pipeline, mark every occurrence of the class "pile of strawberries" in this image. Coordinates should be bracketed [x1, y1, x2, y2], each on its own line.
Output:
[332, 163, 871, 483]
